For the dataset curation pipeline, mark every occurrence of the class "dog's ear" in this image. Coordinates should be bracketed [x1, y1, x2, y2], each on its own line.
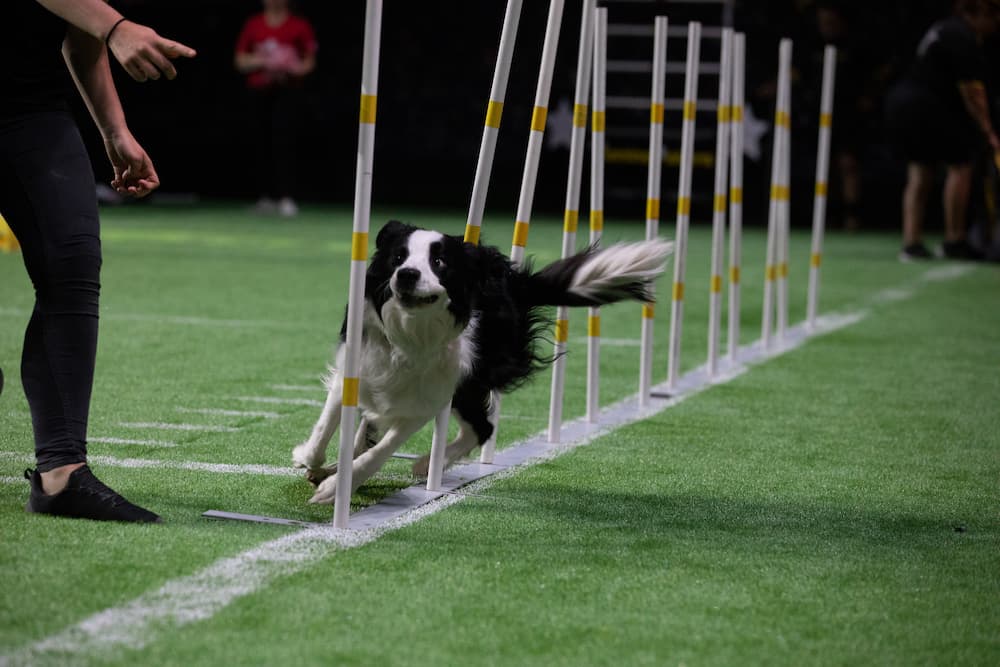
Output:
[375, 220, 414, 250]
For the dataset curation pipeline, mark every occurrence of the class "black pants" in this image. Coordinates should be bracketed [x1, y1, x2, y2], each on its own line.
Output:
[248, 86, 303, 200]
[0, 111, 101, 472]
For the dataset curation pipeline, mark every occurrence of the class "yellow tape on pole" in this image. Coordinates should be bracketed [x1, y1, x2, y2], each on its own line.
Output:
[587, 315, 601, 337]
[815, 181, 828, 197]
[573, 104, 588, 128]
[564, 210, 579, 233]
[650, 103, 664, 124]
[342, 377, 360, 407]
[642, 304, 655, 319]
[554, 319, 569, 342]
[359, 94, 377, 124]
[646, 198, 660, 220]
[351, 232, 369, 261]
[590, 210, 604, 232]
[464, 224, 481, 245]
[672, 282, 685, 301]
[711, 275, 722, 293]
[730, 266, 741, 284]
[485, 100, 504, 129]
[683, 100, 696, 120]
[677, 196, 691, 217]
[512, 221, 530, 247]
[730, 187, 743, 204]
[592, 110, 606, 132]
[714, 194, 727, 213]
[820, 112, 832, 127]
[731, 105, 744, 121]
[810, 252, 822, 268]
[531, 106, 548, 132]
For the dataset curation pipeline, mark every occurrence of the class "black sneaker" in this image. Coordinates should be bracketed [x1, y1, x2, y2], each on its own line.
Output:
[25, 465, 161, 523]
[941, 239, 985, 261]
[898, 242, 933, 262]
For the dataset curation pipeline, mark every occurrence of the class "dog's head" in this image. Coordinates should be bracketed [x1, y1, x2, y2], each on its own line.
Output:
[367, 220, 477, 326]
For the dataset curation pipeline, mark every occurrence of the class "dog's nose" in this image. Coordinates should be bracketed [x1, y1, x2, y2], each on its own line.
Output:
[395, 268, 420, 290]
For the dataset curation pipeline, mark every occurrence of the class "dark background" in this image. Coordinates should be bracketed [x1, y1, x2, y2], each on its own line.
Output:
[82, 1, 1000, 231]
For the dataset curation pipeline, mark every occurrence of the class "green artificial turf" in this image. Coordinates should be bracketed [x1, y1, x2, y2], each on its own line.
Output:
[1, 204, 997, 665]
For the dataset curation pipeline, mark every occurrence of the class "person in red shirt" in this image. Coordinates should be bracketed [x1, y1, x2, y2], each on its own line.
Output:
[234, 0, 317, 217]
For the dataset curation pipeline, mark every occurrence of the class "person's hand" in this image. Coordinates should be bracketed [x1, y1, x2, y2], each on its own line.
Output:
[104, 131, 160, 198]
[107, 20, 196, 82]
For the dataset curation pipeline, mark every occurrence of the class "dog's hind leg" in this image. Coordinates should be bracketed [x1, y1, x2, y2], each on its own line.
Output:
[310, 417, 426, 504]
[292, 378, 343, 471]
[411, 385, 495, 477]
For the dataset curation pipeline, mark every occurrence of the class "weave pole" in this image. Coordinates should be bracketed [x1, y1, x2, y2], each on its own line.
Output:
[666, 21, 702, 392]
[807, 45, 837, 330]
[726, 32, 746, 362]
[706, 28, 733, 377]
[638, 15, 668, 406]
[586, 6, 607, 424]
[430, 0, 523, 482]
[480, 0, 564, 462]
[776, 40, 793, 341]
[548, 0, 595, 443]
[761, 38, 792, 349]
[464, 0, 523, 247]
[510, 0, 566, 266]
[333, 0, 383, 528]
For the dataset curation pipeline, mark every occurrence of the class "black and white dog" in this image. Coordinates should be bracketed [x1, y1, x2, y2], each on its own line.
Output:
[293, 220, 673, 504]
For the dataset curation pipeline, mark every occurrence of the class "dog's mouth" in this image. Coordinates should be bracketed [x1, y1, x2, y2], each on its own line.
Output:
[396, 292, 440, 308]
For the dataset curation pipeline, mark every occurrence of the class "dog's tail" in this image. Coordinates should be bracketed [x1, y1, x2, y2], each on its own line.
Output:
[522, 239, 674, 307]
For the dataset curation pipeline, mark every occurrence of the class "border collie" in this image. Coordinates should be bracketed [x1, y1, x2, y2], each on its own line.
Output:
[293, 220, 673, 504]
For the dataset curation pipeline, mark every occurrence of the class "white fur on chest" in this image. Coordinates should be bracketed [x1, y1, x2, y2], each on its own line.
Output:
[330, 302, 477, 423]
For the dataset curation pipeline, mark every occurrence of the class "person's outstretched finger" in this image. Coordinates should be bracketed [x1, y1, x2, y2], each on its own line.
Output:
[159, 38, 197, 60]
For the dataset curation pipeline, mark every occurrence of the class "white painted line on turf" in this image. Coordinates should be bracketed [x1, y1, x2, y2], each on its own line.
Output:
[229, 396, 324, 407]
[571, 336, 640, 347]
[5, 266, 969, 665]
[119, 422, 241, 433]
[268, 384, 323, 392]
[0, 476, 22, 485]
[0, 452, 298, 478]
[0, 307, 301, 330]
[177, 407, 281, 420]
[921, 264, 974, 282]
[90, 437, 179, 448]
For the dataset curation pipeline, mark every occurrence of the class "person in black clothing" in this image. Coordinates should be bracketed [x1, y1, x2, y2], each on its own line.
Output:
[0, 0, 194, 522]
[885, 0, 1000, 261]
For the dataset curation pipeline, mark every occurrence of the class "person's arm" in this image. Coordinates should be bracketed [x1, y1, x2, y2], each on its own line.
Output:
[36, 0, 195, 81]
[957, 80, 1000, 152]
[62, 25, 158, 197]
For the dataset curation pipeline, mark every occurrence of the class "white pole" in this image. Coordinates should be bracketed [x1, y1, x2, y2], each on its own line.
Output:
[776, 39, 793, 341]
[586, 6, 607, 424]
[464, 0, 523, 246]
[666, 21, 701, 392]
[548, 0, 595, 444]
[707, 28, 733, 378]
[727, 32, 746, 362]
[761, 38, 791, 349]
[483, 0, 565, 464]
[639, 15, 668, 406]
[432, 1, 522, 481]
[333, 0, 382, 528]
[510, 0, 566, 266]
[807, 45, 837, 329]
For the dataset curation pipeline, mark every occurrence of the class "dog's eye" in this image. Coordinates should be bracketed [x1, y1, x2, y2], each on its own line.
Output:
[433, 258, 444, 268]
[393, 250, 407, 266]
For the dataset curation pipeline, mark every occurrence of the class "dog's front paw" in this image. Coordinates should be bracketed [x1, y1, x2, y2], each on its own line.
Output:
[411, 455, 430, 478]
[309, 474, 338, 505]
[292, 441, 325, 470]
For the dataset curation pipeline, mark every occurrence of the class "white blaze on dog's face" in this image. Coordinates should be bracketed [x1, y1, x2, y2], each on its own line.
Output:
[390, 230, 449, 309]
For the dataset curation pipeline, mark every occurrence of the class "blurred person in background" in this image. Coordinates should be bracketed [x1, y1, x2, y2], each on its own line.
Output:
[0, 0, 194, 522]
[235, 0, 317, 218]
[885, 0, 1000, 261]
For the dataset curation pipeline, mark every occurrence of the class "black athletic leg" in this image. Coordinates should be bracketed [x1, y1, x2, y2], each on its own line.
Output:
[0, 112, 101, 473]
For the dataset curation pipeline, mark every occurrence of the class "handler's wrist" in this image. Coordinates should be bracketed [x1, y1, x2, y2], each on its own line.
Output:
[104, 17, 128, 47]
